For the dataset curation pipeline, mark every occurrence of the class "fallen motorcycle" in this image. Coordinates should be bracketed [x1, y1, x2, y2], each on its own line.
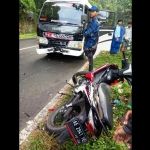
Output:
[46, 51, 132, 145]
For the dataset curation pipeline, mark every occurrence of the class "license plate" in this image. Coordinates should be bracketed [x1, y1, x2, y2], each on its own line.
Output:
[43, 32, 73, 40]
[66, 118, 88, 145]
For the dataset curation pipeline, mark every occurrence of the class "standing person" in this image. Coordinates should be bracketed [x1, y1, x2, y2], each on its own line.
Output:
[110, 19, 124, 54]
[83, 6, 100, 72]
[120, 21, 132, 54]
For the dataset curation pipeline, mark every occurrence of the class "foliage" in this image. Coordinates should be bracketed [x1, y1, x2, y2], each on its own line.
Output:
[19, 0, 37, 34]
[20, 33, 37, 39]
[116, 0, 132, 24]
[110, 81, 131, 100]
[19, 21, 37, 34]
[99, 0, 132, 25]
[20, 0, 36, 21]
[89, 0, 102, 9]
[34, 0, 45, 16]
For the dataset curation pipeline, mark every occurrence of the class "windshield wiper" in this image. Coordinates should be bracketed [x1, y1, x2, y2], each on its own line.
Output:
[40, 21, 79, 26]
[57, 22, 64, 26]
[66, 23, 79, 26]
[58, 22, 79, 26]
[40, 21, 57, 25]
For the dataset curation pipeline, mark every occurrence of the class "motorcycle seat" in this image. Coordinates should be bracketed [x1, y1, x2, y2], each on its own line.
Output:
[98, 83, 113, 129]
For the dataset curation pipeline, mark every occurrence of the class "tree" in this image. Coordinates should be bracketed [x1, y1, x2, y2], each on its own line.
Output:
[89, 0, 102, 9]
[99, 0, 132, 25]
[116, 0, 132, 24]
[20, 0, 36, 22]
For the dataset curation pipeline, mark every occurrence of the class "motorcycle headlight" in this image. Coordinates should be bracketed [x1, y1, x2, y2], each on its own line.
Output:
[37, 36, 48, 44]
[67, 41, 82, 49]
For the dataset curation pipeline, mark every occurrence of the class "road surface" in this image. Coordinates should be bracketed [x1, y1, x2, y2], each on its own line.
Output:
[19, 39, 87, 132]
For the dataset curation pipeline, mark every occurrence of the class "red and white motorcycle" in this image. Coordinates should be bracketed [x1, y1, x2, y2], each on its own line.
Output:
[46, 51, 132, 145]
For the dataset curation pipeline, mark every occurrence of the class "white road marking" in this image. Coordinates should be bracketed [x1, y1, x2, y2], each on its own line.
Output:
[19, 45, 38, 50]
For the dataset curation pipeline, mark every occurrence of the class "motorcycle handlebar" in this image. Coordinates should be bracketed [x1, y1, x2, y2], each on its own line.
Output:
[72, 51, 131, 85]
[118, 59, 130, 77]
[72, 71, 91, 84]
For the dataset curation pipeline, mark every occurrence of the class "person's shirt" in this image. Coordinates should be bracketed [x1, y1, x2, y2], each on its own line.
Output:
[114, 24, 121, 38]
[83, 17, 100, 49]
[123, 26, 132, 42]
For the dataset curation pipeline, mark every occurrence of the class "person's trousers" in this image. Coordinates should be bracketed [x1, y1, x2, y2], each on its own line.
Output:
[89, 55, 93, 72]
[84, 49, 96, 72]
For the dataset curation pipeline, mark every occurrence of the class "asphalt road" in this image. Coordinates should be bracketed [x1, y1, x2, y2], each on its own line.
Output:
[19, 39, 87, 132]
[20, 38, 38, 49]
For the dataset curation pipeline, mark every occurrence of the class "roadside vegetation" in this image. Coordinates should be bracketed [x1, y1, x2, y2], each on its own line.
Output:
[20, 50, 132, 150]
[20, 33, 37, 39]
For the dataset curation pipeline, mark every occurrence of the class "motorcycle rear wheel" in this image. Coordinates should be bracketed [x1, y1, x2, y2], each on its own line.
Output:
[46, 99, 85, 134]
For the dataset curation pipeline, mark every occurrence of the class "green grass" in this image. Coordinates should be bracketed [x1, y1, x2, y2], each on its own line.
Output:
[20, 33, 37, 39]
[20, 50, 132, 150]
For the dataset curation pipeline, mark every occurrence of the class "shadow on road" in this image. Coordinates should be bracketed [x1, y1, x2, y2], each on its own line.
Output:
[43, 53, 87, 63]
[35, 53, 87, 64]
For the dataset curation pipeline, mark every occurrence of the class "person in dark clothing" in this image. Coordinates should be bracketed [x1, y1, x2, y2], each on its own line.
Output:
[114, 110, 132, 149]
[83, 5, 100, 72]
